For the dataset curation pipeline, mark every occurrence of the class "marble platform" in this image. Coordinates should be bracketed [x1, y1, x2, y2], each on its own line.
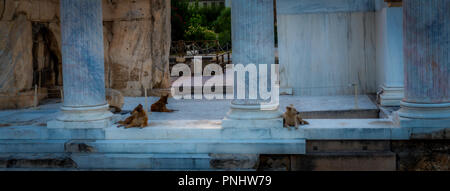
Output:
[0, 96, 448, 170]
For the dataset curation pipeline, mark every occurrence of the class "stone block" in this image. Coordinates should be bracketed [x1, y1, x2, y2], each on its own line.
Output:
[258, 155, 291, 171]
[306, 140, 391, 153]
[210, 154, 259, 170]
[71, 153, 211, 170]
[102, 0, 151, 21]
[0, 140, 66, 153]
[0, 153, 76, 169]
[0, 14, 33, 94]
[291, 152, 396, 171]
[62, 139, 306, 155]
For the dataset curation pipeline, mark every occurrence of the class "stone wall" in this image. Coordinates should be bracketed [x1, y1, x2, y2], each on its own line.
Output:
[0, 0, 171, 104]
[1, 140, 447, 171]
[256, 140, 449, 171]
[277, 0, 377, 96]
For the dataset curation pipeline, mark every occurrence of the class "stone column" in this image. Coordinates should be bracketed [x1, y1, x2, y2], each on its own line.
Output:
[397, 0, 450, 128]
[222, 0, 283, 128]
[379, 6, 404, 106]
[48, 0, 112, 129]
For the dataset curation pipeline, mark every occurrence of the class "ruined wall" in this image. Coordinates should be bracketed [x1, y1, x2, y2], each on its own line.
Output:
[0, 0, 171, 104]
[103, 0, 171, 96]
[256, 140, 449, 171]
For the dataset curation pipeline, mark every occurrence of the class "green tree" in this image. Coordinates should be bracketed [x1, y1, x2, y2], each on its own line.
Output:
[213, 8, 231, 45]
[171, 0, 190, 41]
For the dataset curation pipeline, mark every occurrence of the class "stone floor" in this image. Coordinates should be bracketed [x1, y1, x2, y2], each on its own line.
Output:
[0, 95, 378, 126]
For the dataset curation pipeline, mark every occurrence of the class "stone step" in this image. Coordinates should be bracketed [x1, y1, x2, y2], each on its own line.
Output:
[71, 153, 211, 170]
[0, 139, 305, 155]
[0, 140, 66, 153]
[0, 153, 75, 169]
[301, 109, 380, 119]
[0, 153, 210, 170]
[46, 87, 62, 98]
[65, 139, 306, 154]
[0, 153, 258, 170]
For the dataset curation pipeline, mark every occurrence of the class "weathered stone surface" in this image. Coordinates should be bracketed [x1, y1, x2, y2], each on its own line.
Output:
[258, 155, 291, 171]
[0, 153, 76, 169]
[0, 88, 47, 110]
[105, 88, 124, 112]
[0, 0, 59, 22]
[210, 154, 259, 170]
[0, 0, 171, 100]
[290, 152, 397, 171]
[306, 141, 391, 152]
[108, 20, 153, 96]
[102, 0, 151, 21]
[392, 140, 449, 171]
[107, 0, 171, 96]
[0, 14, 33, 94]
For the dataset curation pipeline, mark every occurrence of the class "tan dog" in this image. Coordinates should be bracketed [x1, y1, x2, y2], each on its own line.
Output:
[151, 95, 176, 112]
[282, 104, 309, 129]
[117, 104, 148, 129]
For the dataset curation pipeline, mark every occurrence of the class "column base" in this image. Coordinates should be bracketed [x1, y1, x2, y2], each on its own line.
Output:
[48, 104, 113, 129]
[394, 101, 450, 128]
[222, 103, 283, 129]
[379, 86, 404, 106]
[280, 87, 293, 95]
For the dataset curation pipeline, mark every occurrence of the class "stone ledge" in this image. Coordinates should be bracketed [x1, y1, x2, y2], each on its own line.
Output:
[1, 119, 449, 141]
[65, 139, 306, 155]
[71, 153, 211, 170]
[0, 139, 306, 155]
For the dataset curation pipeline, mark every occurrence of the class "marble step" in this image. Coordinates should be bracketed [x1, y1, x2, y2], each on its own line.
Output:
[0, 139, 306, 155]
[65, 139, 306, 154]
[0, 153, 257, 170]
[0, 153, 209, 170]
[0, 140, 66, 153]
[71, 153, 211, 170]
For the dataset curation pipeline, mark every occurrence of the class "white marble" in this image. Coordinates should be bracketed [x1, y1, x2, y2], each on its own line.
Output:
[277, 0, 375, 14]
[224, 0, 283, 129]
[375, 7, 404, 106]
[51, 0, 112, 128]
[278, 12, 377, 96]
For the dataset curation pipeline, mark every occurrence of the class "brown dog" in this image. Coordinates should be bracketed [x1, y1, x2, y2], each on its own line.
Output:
[151, 95, 175, 112]
[282, 104, 309, 129]
[117, 104, 148, 128]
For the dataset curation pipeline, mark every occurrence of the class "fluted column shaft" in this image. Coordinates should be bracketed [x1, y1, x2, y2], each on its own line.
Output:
[223, 0, 282, 128]
[49, 0, 112, 128]
[61, 0, 107, 107]
[397, 0, 450, 128]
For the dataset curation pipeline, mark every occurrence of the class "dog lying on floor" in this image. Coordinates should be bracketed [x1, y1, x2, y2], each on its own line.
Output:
[282, 104, 309, 129]
[151, 95, 176, 112]
[117, 104, 148, 129]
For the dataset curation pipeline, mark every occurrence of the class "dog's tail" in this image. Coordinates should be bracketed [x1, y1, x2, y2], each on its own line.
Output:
[301, 120, 310, 125]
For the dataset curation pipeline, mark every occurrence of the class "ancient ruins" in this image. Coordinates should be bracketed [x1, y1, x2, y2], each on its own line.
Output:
[0, 0, 448, 171]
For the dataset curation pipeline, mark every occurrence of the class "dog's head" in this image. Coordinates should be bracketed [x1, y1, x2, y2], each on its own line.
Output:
[133, 104, 144, 113]
[161, 95, 169, 104]
[286, 104, 300, 115]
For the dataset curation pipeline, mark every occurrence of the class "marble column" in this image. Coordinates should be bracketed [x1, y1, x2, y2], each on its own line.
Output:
[378, 6, 404, 106]
[222, 0, 283, 128]
[396, 0, 450, 128]
[48, 0, 112, 129]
